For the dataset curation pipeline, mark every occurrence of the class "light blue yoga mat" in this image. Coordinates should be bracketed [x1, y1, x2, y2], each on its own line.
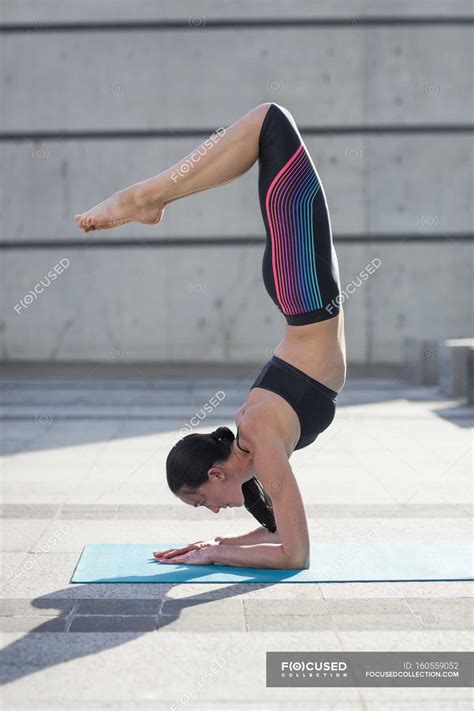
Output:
[71, 541, 473, 584]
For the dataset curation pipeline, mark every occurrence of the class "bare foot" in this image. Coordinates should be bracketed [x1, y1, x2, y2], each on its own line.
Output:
[74, 181, 165, 233]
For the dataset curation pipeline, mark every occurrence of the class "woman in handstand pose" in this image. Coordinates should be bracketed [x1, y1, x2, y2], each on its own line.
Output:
[75, 102, 346, 570]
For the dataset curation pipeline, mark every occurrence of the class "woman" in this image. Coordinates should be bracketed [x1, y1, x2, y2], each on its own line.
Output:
[75, 102, 346, 569]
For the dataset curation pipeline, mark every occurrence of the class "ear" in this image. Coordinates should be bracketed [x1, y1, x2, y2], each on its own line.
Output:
[207, 466, 226, 481]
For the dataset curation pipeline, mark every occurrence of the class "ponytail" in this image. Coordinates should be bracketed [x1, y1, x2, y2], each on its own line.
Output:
[242, 475, 277, 533]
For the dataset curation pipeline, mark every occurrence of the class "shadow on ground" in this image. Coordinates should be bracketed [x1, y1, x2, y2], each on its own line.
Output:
[0, 581, 269, 686]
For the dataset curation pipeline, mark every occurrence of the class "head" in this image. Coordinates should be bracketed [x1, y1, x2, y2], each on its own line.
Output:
[166, 426, 277, 532]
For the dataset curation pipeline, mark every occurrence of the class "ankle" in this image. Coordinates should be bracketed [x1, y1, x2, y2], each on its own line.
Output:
[132, 178, 163, 210]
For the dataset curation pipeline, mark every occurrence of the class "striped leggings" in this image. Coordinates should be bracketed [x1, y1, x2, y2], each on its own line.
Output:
[258, 103, 341, 325]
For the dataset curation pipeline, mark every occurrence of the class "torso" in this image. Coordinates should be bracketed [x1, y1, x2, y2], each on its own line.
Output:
[235, 310, 346, 458]
[235, 388, 301, 459]
[275, 309, 346, 392]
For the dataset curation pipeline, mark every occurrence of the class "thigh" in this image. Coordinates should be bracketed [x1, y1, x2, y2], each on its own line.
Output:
[257, 103, 341, 325]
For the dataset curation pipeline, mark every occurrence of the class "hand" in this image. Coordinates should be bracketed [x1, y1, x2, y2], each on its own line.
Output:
[153, 538, 221, 562]
[155, 544, 217, 566]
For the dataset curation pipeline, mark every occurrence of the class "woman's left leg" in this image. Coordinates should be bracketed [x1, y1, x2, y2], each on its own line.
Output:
[75, 103, 272, 232]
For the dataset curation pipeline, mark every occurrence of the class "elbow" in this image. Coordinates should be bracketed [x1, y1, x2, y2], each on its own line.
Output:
[283, 552, 310, 570]
[297, 558, 310, 570]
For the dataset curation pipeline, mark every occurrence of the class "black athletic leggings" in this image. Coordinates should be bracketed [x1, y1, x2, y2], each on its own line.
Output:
[258, 103, 341, 325]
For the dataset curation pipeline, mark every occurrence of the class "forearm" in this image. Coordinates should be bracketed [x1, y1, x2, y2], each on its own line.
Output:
[216, 526, 280, 547]
[212, 543, 305, 570]
[135, 104, 270, 207]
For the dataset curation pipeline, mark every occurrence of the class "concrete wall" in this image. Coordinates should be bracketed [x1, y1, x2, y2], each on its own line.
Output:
[1, 0, 472, 365]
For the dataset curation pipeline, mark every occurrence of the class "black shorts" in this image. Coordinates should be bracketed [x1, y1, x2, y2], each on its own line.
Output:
[258, 103, 341, 325]
[247, 354, 337, 451]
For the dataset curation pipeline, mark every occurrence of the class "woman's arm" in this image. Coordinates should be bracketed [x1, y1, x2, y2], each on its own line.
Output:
[153, 527, 280, 563]
[212, 543, 294, 569]
[216, 526, 280, 546]
[245, 419, 310, 569]
[159, 539, 301, 569]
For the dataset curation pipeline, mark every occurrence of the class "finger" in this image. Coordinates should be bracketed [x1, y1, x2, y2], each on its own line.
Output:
[156, 557, 176, 565]
[158, 555, 189, 565]
[159, 546, 192, 558]
[154, 552, 183, 563]
[154, 545, 194, 558]
[153, 551, 178, 558]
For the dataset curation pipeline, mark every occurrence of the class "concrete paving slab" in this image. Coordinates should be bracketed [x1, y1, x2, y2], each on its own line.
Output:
[402, 597, 474, 630]
[0, 553, 29, 597]
[161, 597, 244, 615]
[0, 519, 50, 552]
[319, 581, 474, 598]
[75, 599, 160, 615]
[311, 517, 472, 540]
[0, 616, 67, 632]
[361, 692, 473, 711]
[246, 614, 334, 632]
[414, 613, 473, 631]
[243, 598, 329, 616]
[69, 616, 157, 632]
[156, 614, 246, 632]
[165, 582, 325, 601]
[333, 613, 423, 631]
[325, 598, 410, 614]
[0, 553, 91, 598]
[334, 630, 474, 652]
[30, 519, 249, 553]
[0, 598, 75, 617]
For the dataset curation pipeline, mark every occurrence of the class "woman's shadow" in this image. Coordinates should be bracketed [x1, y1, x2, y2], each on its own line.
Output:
[0, 573, 277, 687]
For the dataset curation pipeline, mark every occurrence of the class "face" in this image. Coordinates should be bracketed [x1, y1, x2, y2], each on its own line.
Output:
[179, 466, 245, 513]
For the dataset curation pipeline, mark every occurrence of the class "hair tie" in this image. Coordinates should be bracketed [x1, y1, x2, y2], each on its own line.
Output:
[211, 432, 221, 442]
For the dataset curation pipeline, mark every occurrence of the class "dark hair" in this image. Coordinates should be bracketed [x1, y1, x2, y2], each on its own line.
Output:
[166, 425, 277, 533]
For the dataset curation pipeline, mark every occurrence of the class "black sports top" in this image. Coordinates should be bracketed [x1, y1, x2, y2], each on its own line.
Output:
[235, 355, 337, 452]
[235, 426, 250, 453]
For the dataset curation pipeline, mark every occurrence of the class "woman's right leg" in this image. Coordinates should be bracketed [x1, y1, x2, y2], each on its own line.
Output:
[75, 103, 272, 232]
[256, 103, 346, 392]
